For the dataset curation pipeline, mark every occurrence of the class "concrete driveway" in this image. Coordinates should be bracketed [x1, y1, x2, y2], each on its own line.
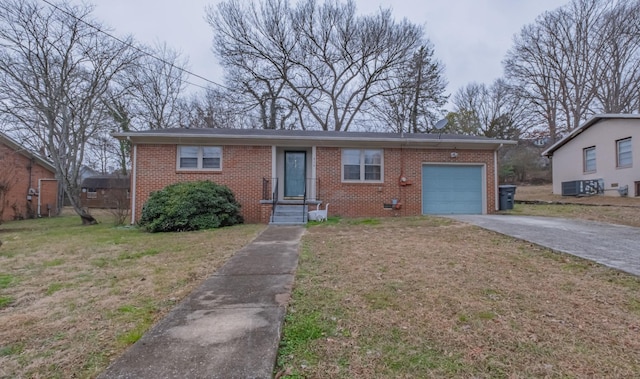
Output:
[448, 215, 640, 277]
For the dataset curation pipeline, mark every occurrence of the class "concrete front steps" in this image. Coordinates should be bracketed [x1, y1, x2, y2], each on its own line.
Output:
[270, 204, 308, 225]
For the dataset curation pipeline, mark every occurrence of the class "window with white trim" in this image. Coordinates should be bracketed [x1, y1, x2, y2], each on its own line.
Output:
[342, 149, 383, 182]
[617, 137, 632, 168]
[583, 146, 596, 173]
[177, 146, 222, 170]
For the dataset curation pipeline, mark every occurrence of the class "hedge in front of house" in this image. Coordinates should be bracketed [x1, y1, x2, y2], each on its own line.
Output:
[138, 181, 243, 232]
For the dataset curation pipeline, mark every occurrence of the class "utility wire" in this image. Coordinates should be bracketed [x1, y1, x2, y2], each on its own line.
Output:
[39, 0, 232, 92]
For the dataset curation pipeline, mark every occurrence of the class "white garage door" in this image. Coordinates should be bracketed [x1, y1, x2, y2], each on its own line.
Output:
[422, 165, 484, 214]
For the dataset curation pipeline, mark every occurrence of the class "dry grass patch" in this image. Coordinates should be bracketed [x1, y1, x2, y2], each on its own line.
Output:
[516, 184, 640, 206]
[0, 215, 264, 378]
[277, 217, 640, 378]
[511, 185, 640, 227]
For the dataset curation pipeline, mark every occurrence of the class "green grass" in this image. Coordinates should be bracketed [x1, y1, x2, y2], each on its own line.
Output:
[476, 310, 496, 320]
[90, 258, 109, 268]
[0, 296, 14, 308]
[0, 273, 16, 289]
[113, 302, 158, 346]
[42, 258, 65, 267]
[347, 218, 381, 225]
[276, 245, 340, 375]
[363, 288, 396, 310]
[117, 328, 146, 345]
[117, 248, 161, 260]
[0, 343, 24, 357]
[306, 216, 341, 227]
[381, 342, 464, 375]
[628, 299, 640, 315]
[45, 283, 66, 296]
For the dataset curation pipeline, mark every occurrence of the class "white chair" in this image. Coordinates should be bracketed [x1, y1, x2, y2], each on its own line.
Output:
[308, 203, 329, 222]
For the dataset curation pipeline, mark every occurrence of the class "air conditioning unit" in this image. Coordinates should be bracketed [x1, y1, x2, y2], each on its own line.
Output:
[561, 179, 603, 196]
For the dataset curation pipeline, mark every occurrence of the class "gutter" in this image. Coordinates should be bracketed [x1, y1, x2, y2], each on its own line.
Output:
[112, 132, 517, 151]
[130, 144, 137, 224]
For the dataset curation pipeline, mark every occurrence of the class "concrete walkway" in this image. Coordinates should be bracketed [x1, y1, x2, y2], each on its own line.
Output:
[99, 225, 305, 379]
[448, 215, 640, 277]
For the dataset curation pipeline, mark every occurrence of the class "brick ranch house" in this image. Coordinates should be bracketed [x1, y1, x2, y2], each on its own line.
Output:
[0, 132, 58, 222]
[113, 128, 516, 224]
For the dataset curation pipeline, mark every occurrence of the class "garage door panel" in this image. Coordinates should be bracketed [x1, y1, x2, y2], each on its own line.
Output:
[422, 165, 483, 214]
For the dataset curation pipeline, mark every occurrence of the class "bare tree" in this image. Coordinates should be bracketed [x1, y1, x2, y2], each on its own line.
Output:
[504, 0, 640, 142]
[179, 88, 245, 129]
[448, 80, 529, 140]
[504, 21, 563, 142]
[593, 0, 640, 113]
[103, 96, 132, 175]
[126, 42, 188, 129]
[547, 0, 605, 131]
[0, 0, 139, 224]
[207, 0, 425, 131]
[372, 44, 448, 133]
[84, 131, 125, 174]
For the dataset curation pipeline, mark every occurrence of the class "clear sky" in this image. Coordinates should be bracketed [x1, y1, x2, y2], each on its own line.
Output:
[74, 0, 568, 106]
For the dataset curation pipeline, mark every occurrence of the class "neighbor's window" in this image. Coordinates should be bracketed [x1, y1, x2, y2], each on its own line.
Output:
[583, 146, 596, 172]
[177, 146, 222, 170]
[86, 188, 97, 199]
[342, 149, 383, 182]
[617, 137, 632, 168]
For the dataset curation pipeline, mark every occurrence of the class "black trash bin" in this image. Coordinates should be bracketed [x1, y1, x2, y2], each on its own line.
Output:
[498, 185, 517, 210]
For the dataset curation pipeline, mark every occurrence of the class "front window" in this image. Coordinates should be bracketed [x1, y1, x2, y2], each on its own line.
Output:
[342, 149, 383, 182]
[177, 146, 222, 170]
[583, 146, 596, 173]
[617, 138, 632, 168]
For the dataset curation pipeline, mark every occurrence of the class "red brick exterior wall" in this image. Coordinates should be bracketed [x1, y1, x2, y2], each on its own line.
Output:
[38, 179, 58, 217]
[0, 142, 57, 221]
[133, 144, 272, 223]
[315, 147, 496, 218]
[132, 143, 497, 224]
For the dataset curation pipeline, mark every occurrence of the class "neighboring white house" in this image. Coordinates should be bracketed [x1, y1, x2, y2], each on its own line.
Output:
[543, 114, 640, 197]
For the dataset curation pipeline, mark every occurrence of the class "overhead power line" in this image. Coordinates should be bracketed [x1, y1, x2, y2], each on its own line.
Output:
[39, 0, 231, 92]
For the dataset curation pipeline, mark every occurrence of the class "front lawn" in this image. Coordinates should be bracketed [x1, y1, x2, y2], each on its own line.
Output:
[0, 215, 263, 378]
[277, 217, 640, 378]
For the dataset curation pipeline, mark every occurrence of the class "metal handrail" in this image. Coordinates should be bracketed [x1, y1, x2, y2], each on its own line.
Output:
[271, 178, 278, 223]
[302, 185, 307, 222]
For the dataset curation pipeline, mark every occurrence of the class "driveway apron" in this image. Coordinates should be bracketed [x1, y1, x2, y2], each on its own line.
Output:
[99, 225, 304, 379]
[448, 215, 640, 277]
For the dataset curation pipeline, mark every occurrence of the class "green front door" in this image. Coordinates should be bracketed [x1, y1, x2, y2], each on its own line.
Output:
[285, 151, 306, 198]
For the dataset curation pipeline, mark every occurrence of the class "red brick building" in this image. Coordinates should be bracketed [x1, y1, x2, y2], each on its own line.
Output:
[0, 133, 58, 222]
[114, 129, 515, 224]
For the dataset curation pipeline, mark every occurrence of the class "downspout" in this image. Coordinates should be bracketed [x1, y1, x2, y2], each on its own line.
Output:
[130, 143, 137, 224]
[271, 145, 277, 196]
[311, 145, 317, 200]
[37, 178, 42, 217]
[28, 157, 33, 190]
[27, 157, 34, 218]
[494, 145, 501, 212]
[397, 137, 408, 214]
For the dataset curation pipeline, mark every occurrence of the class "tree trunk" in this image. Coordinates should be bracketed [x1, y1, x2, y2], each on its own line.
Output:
[67, 191, 97, 225]
[80, 213, 98, 225]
